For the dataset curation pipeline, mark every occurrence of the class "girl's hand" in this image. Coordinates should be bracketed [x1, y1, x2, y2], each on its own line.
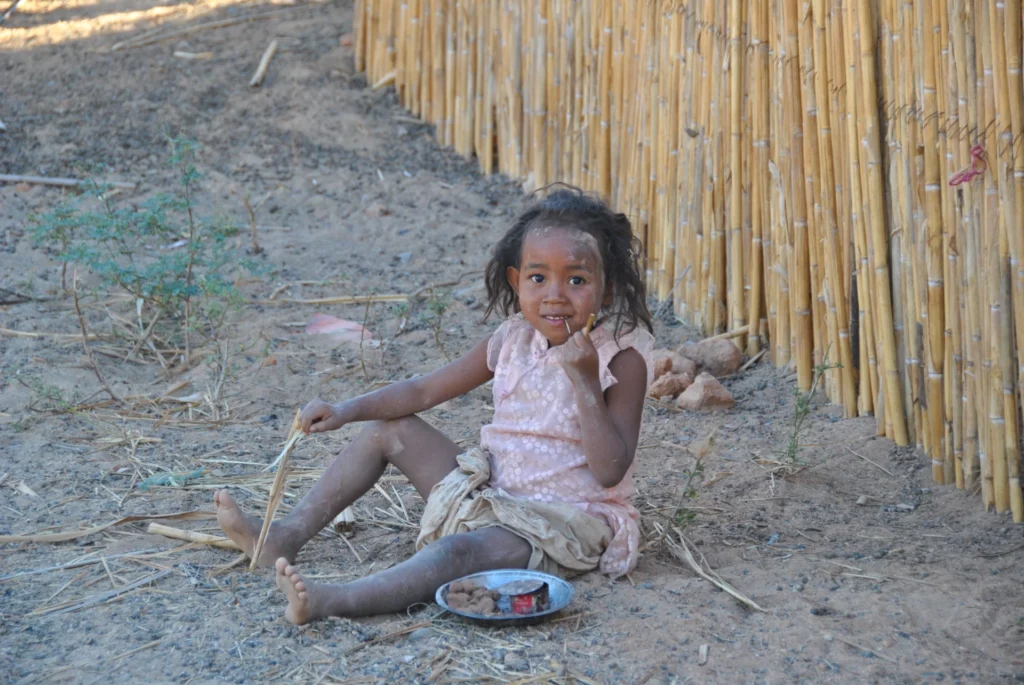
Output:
[559, 331, 600, 387]
[299, 398, 348, 434]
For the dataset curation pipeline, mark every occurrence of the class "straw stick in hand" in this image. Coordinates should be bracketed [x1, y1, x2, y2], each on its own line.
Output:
[250, 409, 303, 570]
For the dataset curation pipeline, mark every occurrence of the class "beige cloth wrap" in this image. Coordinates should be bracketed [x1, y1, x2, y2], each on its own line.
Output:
[416, 448, 614, 577]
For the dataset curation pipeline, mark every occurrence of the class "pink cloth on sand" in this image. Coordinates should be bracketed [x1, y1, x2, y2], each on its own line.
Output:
[479, 313, 655, 577]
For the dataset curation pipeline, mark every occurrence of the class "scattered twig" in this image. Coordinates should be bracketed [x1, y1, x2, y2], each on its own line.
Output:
[125, 308, 163, 361]
[110, 7, 300, 51]
[701, 324, 754, 343]
[359, 294, 373, 378]
[111, 639, 164, 661]
[0, 0, 26, 25]
[147, 523, 240, 550]
[844, 446, 895, 477]
[36, 569, 172, 616]
[0, 173, 136, 190]
[980, 543, 1024, 558]
[0, 285, 48, 304]
[0, 327, 112, 342]
[249, 40, 279, 88]
[172, 51, 213, 60]
[72, 272, 121, 403]
[251, 411, 303, 570]
[0, 549, 162, 583]
[243, 195, 262, 254]
[259, 293, 409, 306]
[830, 634, 898, 664]
[0, 510, 215, 544]
[344, 619, 435, 654]
[372, 70, 397, 90]
[738, 349, 767, 373]
[665, 529, 766, 612]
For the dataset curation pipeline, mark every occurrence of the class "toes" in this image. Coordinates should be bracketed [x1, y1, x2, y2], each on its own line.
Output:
[295, 580, 305, 593]
[275, 557, 289, 574]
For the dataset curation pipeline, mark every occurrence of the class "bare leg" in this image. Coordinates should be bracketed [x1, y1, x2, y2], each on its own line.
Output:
[215, 416, 462, 567]
[274, 527, 533, 623]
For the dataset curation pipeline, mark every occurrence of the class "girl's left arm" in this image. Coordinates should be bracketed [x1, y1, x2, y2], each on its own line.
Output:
[561, 333, 648, 488]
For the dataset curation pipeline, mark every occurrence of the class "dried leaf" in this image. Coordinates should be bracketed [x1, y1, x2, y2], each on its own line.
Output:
[0, 510, 216, 544]
[305, 313, 380, 347]
[16, 481, 38, 498]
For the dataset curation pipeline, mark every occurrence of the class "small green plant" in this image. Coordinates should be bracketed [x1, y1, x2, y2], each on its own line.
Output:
[16, 372, 80, 413]
[668, 431, 714, 531]
[30, 136, 263, 364]
[673, 457, 706, 529]
[783, 353, 842, 464]
[426, 290, 452, 361]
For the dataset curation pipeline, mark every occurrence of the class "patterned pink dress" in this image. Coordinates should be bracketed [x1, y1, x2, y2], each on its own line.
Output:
[478, 314, 656, 577]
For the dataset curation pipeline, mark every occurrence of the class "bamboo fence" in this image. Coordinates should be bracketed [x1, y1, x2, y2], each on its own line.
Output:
[353, 0, 1024, 521]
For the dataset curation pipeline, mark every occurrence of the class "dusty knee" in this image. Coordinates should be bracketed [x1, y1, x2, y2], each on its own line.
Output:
[432, 529, 532, 569]
[363, 416, 419, 456]
[430, 534, 479, 566]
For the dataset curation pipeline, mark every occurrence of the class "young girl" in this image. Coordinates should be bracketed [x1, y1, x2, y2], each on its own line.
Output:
[213, 186, 656, 624]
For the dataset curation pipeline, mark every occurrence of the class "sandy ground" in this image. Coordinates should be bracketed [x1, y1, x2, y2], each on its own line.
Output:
[2, 1, 1023, 683]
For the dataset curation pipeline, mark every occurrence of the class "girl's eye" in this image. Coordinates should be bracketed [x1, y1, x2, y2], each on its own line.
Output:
[529, 274, 544, 283]
[569, 277, 586, 286]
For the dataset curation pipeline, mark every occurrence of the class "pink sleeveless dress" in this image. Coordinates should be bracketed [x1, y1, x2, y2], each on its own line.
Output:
[417, 314, 655, 578]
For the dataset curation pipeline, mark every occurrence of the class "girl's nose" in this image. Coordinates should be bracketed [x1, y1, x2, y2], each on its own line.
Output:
[542, 281, 566, 302]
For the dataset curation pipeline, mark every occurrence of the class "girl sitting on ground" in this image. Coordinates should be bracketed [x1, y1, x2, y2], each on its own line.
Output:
[213, 185, 656, 624]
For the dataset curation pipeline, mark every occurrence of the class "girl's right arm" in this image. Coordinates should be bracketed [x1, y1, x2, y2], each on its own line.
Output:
[298, 335, 494, 434]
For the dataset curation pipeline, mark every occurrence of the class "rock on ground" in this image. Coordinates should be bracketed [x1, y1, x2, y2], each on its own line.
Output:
[679, 339, 742, 377]
[675, 372, 735, 411]
[652, 349, 698, 381]
[647, 372, 693, 399]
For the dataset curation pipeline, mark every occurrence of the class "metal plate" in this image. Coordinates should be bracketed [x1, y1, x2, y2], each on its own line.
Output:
[435, 569, 575, 626]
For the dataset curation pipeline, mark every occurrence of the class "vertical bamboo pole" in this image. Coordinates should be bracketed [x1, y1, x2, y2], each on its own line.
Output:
[597, 0, 613, 200]
[397, 0, 408, 103]
[947, 0, 970, 489]
[659, 5, 679, 301]
[797, 0, 826, 387]
[676, 3, 697, 323]
[979, 0, 1003, 510]
[443, 0, 456, 147]
[355, 0, 367, 73]
[845, 0, 877, 418]
[1006, 0, 1024, 521]
[749, 0, 768, 356]
[989, 0, 1024, 522]
[432, 0, 445, 134]
[771, 0, 793, 368]
[687, 0, 709, 329]
[813, 0, 856, 416]
[784, 0, 813, 389]
[922, 0, 948, 483]
[728, 0, 746, 347]
[952, 0, 981, 491]
[857, 0, 909, 445]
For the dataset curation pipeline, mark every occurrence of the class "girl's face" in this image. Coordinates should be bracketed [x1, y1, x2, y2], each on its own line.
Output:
[506, 224, 609, 346]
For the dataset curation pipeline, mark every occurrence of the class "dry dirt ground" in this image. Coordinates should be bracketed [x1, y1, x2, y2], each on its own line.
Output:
[2, 1, 1024, 683]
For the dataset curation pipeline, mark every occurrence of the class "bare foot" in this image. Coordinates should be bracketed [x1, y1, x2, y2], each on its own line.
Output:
[214, 490, 296, 568]
[275, 558, 336, 624]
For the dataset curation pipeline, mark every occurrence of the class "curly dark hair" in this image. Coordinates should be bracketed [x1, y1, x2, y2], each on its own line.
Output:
[484, 184, 654, 337]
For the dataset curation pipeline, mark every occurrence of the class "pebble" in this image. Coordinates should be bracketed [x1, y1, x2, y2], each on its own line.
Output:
[504, 654, 528, 672]
[406, 627, 432, 642]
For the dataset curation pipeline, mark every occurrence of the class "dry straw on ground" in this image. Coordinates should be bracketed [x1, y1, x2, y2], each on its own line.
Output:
[353, 0, 1024, 522]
